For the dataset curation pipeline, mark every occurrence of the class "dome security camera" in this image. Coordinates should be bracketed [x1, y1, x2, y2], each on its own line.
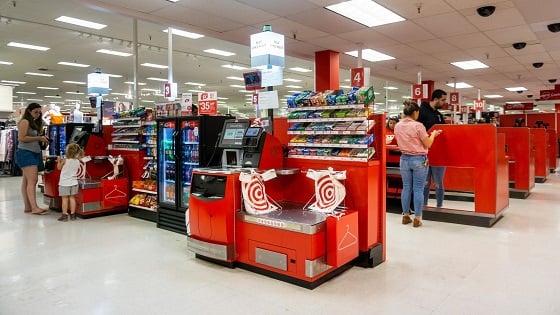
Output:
[477, 6, 496, 17]
[549, 79, 557, 83]
[527, 94, 533, 98]
[512, 42, 527, 50]
[547, 23, 560, 33]
[533, 62, 544, 68]
[517, 90, 523, 94]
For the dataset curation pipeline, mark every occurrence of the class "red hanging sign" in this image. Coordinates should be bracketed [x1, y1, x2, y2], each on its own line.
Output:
[474, 99, 484, 111]
[198, 91, 218, 115]
[350, 68, 365, 87]
[449, 92, 460, 105]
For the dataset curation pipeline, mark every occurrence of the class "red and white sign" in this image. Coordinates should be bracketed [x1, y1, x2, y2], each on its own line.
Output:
[251, 93, 259, 105]
[449, 92, 460, 105]
[503, 103, 534, 111]
[350, 67, 370, 87]
[540, 89, 560, 101]
[474, 99, 485, 111]
[197, 91, 218, 115]
[460, 106, 468, 114]
[411, 84, 429, 99]
[181, 92, 192, 115]
[164, 82, 178, 99]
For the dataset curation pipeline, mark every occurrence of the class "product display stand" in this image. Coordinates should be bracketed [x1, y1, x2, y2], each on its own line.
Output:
[530, 128, 548, 183]
[497, 127, 535, 199]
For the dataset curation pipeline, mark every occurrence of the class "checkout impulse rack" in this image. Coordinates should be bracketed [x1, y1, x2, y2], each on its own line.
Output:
[187, 113, 387, 289]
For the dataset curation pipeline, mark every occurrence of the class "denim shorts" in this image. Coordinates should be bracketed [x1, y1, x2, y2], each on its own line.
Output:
[15, 149, 41, 169]
[59, 185, 79, 196]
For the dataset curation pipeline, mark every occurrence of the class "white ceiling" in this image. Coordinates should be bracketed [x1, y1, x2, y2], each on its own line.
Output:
[1, 0, 559, 115]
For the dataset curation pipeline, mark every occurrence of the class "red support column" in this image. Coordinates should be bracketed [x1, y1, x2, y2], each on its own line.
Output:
[315, 50, 340, 91]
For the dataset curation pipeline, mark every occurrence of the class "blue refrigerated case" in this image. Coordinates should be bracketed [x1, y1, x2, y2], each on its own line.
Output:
[47, 124, 66, 156]
[156, 115, 230, 234]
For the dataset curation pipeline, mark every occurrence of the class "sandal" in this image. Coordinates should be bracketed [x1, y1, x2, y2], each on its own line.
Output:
[70, 213, 77, 221]
[24, 209, 32, 213]
[31, 208, 49, 215]
[58, 214, 69, 222]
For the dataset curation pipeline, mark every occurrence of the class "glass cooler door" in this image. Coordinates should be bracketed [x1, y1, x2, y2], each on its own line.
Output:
[157, 120, 177, 209]
[179, 119, 200, 208]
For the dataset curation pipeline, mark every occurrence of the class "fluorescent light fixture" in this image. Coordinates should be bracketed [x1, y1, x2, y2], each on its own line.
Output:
[37, 87, 59, 90]
[222, 64, 247, 70]
[388, 99, 398, 102]
[230, 85, 245, 88]
[163, 28, 204, 39]
[7, 42, 50, 51]
[451, 60, 489, 70]
[290, 67, 312, 73]
[238, 90, 252, 93]
[446, 82, 473, 89]
[484, 95, 503, 99]
[25, 72, 54, 77]
[402, 96, 412, 99]
[185, 82, 206, 86]
[384, 86, 398, 90]
[111, 93, 129, 96]
[124, 81, 146, 85]
[66, 92, 84, 95]
[340, 85, 352, 89]
[217, 97, 229, 100]
[188, 89, 205, 93]
[284, 78, 302, 82]
[147, 77, 168, 82]
[16, 92, 37, 95]
[105, 74, 122, 78]
[141, 63, 168, 69]
[1, 80, 26, 84]
[506, 101, 522, 104]
[63, 81, 86, 84]
[96, 49, 132, 57]
[141, 100, 155, 103]
[204, 49, 235, 56]
[0, 61, 13, 65]
[345, 49, 395, 62]
[226, 76, 244, 81]
[44, 96, 62, 98]
[505, 87, 527, 91]
[288, 90, 302, 93]
[166, 0, 180, 2]
[285, 85, 302, 89]
[325, 0, 405, 27]
[58, 61, 90, 68]
[55, 16, 106, 30]
[141, 88, 160, 92]
[26, 99, 43, 101]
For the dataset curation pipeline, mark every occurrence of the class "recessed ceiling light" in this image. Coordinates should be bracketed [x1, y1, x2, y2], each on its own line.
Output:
[222, 64, 247, 70]
[226, 76, 244, 81]
[446, 82, 473, 89]
[105, 74, 122, 78]
[37, 87, 59, 90]
[66, 92, 84, 95]
[340, 85, 352, 89]
[55, 16, 106, 30]
[451, 60, 489, 70]
[290, 67, 312, 73]
[185, 82, 206, 86]
[1, 80, 26, 84]
[284, 78, 302, 82]
[325, 0, 405, 27]
[484, 95, 503, 99]
[188, 89, 205, 93]
[141, 63, 168, 69]
[16, 91, 37, 95]
[384, 86, 398, 90]
[111, 93, 128, 96]
[25, 72, 54, 77]
[147, 77, 168, 82]
[285, 85, 302, 89]
[345, 49, 395, 62]
[44, 95, 62, 98]
[7, 42, 50, 51]
[230, 85, 245, 88]
[57, 61, 90, 68]
[204, 49, 235, 57]
[217, 97, 229, 100]
[166, 0, 180, 2]
[0, 61, 13, 65]
[26, 99, 43, 101]
[163, 28, 204, 39]
[141, 100, 156, 103]
[124, 81, 146, 86]
[505, 87, 527, 91]
[505, 101, 522, 104]
[288, 90, 303, 93]
[238, 90, 252, 93]
[96, 49, 132, 57]
[63, 81, 86, 85]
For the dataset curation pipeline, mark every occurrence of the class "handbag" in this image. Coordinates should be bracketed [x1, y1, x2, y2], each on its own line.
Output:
[38, 152, 45, 172]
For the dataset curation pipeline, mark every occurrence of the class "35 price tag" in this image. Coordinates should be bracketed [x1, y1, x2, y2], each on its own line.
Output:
[198, 100, 217, 115]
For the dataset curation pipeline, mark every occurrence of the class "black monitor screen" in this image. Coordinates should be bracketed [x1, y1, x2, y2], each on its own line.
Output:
[245, 127, 261, 137]
[218, 120, 250, 148]
[69, 127, 89, 148]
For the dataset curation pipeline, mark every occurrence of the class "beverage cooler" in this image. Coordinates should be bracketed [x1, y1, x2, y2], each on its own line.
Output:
[156, 115, 230, 234]
[47, 124, 66, 156]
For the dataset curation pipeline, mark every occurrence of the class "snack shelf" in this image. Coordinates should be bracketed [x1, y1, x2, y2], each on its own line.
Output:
[287, 104, 366, 111]
[287, 130, 369, 135]
[288, 155, 370, 162]
[112, 124, 142, 128]
[128, 204, 156, 212]
[111, 132, 140, 136]
[112, 140, 140, 144]
[287, 117, 366, 123]
[288, 143, 369, 149]
[132, 188, 157, 195]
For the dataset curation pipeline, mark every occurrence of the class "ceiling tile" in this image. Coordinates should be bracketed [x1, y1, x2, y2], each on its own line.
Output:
[337, 29, 400, 49]
[287, 8, 367, 35]
[444, 32, 494, 49]
[484, 25, 538, 45]
[465, 7, 525, 32]
[410, 39, 459, 54]
[375, 21, 436, 43]
[414, 12, 478, 37]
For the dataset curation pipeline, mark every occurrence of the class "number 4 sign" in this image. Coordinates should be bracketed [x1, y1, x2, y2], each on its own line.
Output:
[350, 67, 370, 87]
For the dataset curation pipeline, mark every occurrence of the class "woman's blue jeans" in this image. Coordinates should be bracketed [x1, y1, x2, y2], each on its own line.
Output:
[424, 166, 446, 208]
[400, 154, 429, 217]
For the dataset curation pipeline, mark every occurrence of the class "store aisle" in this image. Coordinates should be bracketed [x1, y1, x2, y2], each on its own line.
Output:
[1, 174, 560, 315]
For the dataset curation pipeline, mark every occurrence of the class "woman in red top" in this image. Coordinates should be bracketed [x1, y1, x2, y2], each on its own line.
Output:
[394, 100, 442, 227]
[385, 117, 398, 145]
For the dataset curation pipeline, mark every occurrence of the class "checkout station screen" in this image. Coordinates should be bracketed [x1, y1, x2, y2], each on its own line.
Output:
[218, 120, 250, 148]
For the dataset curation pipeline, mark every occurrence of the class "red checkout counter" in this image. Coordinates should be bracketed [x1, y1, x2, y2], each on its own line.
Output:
[42, 128, 128, 217]
[187, 116, 386, 289]
[386, 125, 509, 227]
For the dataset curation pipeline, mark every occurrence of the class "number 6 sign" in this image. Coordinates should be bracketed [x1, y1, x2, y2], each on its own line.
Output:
[411, 84, 428, 99]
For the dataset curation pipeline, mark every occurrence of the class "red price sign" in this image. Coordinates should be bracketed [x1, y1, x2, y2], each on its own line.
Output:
[252, 93, 259, 105]
[164, 83, 171, 98]
[350, 68, 365, 87]
[198, 100, 217, 115]
[474, 99, 484, 110]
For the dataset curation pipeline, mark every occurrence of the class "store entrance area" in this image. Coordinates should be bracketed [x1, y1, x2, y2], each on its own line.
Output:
[2, 175, 560, 313]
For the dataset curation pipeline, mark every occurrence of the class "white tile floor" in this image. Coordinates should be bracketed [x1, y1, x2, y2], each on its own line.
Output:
[1, 174, 560, 315]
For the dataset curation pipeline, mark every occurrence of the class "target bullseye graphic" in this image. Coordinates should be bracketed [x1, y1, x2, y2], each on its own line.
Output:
[77, 162, 86, 179]
[316, 175, 336, 208]
[240, 170, 279, 215]
[244, 178, 268, 211]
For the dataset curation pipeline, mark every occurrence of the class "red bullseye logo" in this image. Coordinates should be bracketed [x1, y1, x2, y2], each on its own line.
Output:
[244, 178, 268, 211]
[316, 175, 336, 209]
[77, 162, 86, 179]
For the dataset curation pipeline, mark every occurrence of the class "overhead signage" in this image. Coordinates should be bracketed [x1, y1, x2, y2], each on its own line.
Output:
[87, 72, 109, 95]
[164, 82, 178, 100]
[198, 91, 218, 115]
[350, 67, 370, 87]
[503, 103, 534, 111]
[250, 31, 285, 68]
[255, 90, 279, 110]
[243, 71, 262, 90]
[474, 99, 485, 111]
[411, 84, 428, 99]
[251, 93, 258, 106]
[261, 66, 283, 87]
[181, 92, 193, 115]
[449, 92, 460, 105]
